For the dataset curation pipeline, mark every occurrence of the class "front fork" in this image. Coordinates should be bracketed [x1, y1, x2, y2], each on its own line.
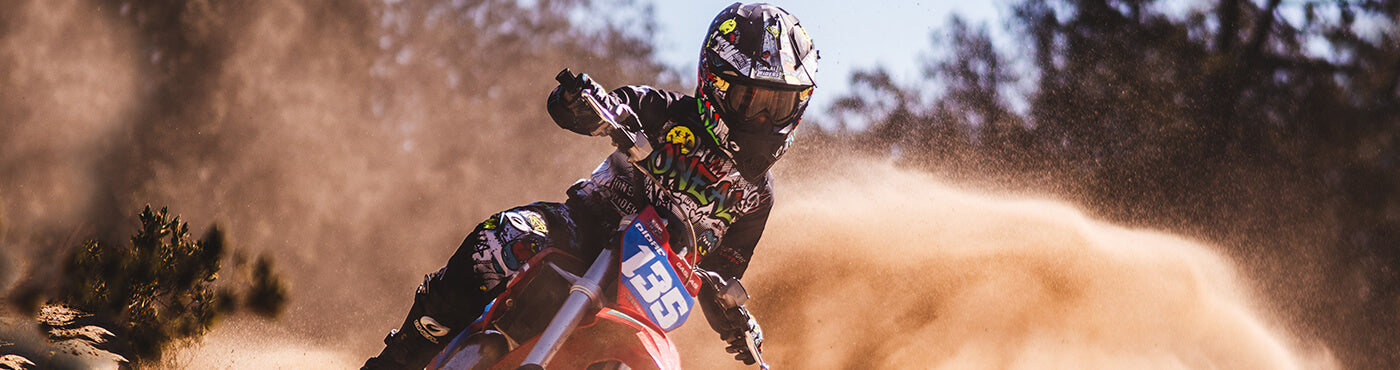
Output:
[518, 248, 617, 368]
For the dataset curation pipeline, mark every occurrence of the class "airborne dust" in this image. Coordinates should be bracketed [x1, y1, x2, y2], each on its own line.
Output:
[0, 0, 1337, 369]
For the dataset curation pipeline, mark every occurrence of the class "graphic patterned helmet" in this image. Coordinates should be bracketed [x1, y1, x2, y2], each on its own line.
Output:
[697, 2, 818, 182]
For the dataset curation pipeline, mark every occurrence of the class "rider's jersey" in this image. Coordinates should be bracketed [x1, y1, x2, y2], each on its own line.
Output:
[557, 85, 774, 280]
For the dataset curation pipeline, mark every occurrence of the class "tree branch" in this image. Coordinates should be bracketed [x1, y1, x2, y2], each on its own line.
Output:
[1384, 57, 1400, 102]
[1243, 0, 1285, 61]
[1256, 55, 1361, 74]
[1217, 0, 1241, 51]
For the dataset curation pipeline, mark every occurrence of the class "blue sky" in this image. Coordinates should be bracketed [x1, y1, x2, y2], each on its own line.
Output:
[650, 1, 1005, 122]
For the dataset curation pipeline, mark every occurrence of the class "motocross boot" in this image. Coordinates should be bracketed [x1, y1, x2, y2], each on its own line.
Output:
[363, 323, 443, 370]
[364, 268, 489, 370]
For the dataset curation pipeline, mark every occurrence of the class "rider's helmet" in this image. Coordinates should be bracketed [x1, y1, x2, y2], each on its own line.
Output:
[697, 3, 818, 182]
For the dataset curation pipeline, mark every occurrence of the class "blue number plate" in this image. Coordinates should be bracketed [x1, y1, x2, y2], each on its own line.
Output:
[618, 217, 693, 332]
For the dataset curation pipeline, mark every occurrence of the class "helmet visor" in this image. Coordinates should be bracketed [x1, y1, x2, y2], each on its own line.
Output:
[720, 81, 810, 133]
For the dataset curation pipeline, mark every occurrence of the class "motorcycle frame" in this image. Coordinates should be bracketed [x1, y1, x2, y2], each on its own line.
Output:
[430, 208, 691, 370]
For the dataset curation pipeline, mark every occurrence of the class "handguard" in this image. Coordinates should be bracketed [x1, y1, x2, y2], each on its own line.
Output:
[697, 270, 769, 369]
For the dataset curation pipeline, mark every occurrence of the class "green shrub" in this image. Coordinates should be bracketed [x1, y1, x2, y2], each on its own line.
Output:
[56, 205, 286, 365]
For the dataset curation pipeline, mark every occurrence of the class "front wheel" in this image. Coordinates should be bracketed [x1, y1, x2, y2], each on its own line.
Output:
[586, 361, 630, 370]
[430, 330, 509, 370]
[514, 363, 628, 370]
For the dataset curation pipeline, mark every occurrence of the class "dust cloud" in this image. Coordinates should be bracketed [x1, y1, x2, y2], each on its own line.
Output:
[161, 159, 1337, 369]
[1, 0, 623, 364]
[0, 0, 139, 255]
[670, 159, 1335, 369]
[0, 0, 1335, 369]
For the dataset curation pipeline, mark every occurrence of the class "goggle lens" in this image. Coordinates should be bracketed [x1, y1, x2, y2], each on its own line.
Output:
[716, 77, 810, 132]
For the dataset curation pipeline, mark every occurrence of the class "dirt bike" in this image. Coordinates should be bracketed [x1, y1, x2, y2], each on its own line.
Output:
[424, 70, 767, 370]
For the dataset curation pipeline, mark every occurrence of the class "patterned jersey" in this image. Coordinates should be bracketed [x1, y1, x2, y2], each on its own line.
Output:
[554, 85, 774, 279]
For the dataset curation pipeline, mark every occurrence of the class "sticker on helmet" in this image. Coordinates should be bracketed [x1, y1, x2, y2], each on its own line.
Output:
[753, 18, 784, 80]
[707, 72, 730, 92]
[719, 18, 737, 35]
[755, 67, 783, 80]
[666, 126, 697, 154]
[711, 36, 751, 76]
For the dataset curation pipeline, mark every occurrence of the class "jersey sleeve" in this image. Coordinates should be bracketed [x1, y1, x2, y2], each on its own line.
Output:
[609, 85, 689, 141]
[697, 173, 775, 280]
[699, 202, 771, 280]
[546, 78, 687, 137]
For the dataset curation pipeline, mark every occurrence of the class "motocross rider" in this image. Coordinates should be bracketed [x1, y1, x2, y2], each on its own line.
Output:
[364, 3, 817, 369]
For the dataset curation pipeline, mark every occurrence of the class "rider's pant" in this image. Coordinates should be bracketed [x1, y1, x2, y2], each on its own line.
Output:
[364, 201, 606, 369]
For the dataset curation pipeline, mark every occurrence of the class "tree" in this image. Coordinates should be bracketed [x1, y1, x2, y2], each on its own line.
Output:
[829, 16, 1041, 186]
[2, 0, 679, 361]
[49, 205, 287, 366]
[826, 0, 1400, 367]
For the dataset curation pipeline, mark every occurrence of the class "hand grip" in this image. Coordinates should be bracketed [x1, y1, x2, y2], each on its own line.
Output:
[555, 68, 576, 87]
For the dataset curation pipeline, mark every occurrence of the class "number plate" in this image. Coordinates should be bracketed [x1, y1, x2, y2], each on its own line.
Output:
[618, 211, 694, 332]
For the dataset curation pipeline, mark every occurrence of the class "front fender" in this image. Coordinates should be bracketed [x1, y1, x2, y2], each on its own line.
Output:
[489, 309, 680, 370]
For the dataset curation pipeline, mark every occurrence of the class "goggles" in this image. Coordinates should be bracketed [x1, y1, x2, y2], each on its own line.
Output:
[715, 76, 811, 133]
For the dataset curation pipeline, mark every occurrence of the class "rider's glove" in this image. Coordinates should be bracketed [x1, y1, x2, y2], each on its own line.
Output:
[548, 69, 612, 136]
[697, 270, 765, 366]
[722, 306, 764, 365]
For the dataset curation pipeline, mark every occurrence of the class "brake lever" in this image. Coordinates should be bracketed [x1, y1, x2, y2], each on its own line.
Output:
[744, 328, 769, 370]
[580, 93, 651, 163]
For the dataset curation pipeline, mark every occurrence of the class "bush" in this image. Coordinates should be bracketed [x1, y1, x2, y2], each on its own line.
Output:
[54, 205, 287, 366]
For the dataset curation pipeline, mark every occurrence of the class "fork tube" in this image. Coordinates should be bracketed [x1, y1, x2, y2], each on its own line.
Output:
[520, 248, 615, 368]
